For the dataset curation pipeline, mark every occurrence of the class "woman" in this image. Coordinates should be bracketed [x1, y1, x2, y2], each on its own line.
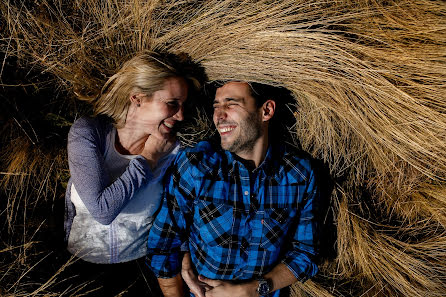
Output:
[65, 51, 199, 266]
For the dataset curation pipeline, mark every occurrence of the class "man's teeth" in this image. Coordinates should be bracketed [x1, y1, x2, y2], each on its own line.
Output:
[219, 127, 235, 133]
[165, 122, 173, 128]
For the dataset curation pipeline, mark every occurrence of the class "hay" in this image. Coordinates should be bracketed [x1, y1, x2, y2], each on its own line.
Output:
[1, 137, 67, 231]
[1, 0, 445, 296]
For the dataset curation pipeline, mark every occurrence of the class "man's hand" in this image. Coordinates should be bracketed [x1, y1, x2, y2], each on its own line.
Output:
[198, 276, 258, 297]
[181, 253, 210, 297]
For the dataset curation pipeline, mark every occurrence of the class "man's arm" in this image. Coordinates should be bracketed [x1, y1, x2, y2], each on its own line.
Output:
[199, 263, 296, 297]
[281, 167, 320, 281]
[181, 252, 210, 297]
[147, 151, 196, 296]
[262, 263, 297, 293]
[147, 192, 186, 297]
[158, 274, 184, 297]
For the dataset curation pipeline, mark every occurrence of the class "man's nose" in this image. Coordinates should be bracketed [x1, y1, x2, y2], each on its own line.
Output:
[214, 107, 227, 120]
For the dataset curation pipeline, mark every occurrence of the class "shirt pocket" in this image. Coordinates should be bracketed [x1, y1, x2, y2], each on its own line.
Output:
[194, 200, 234, 247]
[260, 207, 294, 251]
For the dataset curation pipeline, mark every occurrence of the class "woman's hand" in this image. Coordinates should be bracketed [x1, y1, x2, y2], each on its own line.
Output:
[141, 134, 176, 168]
[181, 252, 209, 297]
[198, 276, 258, 297]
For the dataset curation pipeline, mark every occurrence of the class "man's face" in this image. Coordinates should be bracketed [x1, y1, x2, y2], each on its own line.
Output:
[213, 82, 263, 154]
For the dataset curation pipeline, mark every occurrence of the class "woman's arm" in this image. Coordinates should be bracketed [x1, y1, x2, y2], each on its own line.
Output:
[67, 117, 153, 225]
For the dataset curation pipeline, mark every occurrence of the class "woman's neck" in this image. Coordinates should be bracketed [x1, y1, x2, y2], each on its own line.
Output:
[115, 126, 148, 155]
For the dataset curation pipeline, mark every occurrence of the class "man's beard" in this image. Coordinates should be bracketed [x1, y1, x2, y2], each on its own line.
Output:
[222, 111, 262, 154]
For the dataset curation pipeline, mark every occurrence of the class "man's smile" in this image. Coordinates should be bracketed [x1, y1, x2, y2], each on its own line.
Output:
[218, 125, 237, 135]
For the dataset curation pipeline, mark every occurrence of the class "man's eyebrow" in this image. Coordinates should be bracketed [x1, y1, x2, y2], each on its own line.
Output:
[213, 97, 243, 104]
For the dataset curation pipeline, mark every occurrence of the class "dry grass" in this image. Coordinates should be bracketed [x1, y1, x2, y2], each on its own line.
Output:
[1, 137, 67, 231]
[1, 0, 445, 296]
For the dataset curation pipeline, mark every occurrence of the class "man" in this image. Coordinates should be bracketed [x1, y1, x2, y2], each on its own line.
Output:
[147, 81, 320, 297]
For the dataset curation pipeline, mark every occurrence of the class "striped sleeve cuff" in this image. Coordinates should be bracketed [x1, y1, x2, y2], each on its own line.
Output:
[147, 252, 181, 278]
[281, 251, 318, 282]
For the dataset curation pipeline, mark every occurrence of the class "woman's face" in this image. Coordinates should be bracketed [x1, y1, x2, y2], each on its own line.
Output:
[129, 77, 188, 139]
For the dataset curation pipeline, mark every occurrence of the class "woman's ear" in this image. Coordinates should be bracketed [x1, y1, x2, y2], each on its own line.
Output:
[261, 99, 276, 122]
[129, 93, 143, 107]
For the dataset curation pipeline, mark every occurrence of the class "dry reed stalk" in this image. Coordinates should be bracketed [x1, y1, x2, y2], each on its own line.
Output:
[1, 136, 67, 230]
[291, 280, 336, 297]
[336, 190, 446, 296]
[27, 254, 83, 296]
[1, 0, 445, 296]
[2, 248, 94, 296]
[177, 108, 215, 147]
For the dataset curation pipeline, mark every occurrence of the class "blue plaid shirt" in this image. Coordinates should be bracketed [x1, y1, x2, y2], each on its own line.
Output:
[147, 141, 320, 296]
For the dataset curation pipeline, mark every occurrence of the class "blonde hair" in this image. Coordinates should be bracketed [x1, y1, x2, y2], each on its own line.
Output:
[93, 51, 199, 126]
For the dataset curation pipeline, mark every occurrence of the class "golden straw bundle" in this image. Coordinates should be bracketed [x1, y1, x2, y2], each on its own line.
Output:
[1, 0, 445, 296]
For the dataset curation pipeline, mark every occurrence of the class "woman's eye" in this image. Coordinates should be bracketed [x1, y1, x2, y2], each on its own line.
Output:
[167, 101, 179, 107]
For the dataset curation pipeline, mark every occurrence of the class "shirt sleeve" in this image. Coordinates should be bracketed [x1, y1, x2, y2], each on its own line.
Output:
[147, 151, 195, 278]
[67, 117, 153, 225]
[281, 168, 320, 282]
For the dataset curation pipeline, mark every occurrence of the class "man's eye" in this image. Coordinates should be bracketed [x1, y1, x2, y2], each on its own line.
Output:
[168, 101, 179, 107]
[213, 103, 236, 109]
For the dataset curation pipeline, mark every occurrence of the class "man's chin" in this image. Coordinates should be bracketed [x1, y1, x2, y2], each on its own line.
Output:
[221, 141, 237, 153]
[220, 141, 230, 151]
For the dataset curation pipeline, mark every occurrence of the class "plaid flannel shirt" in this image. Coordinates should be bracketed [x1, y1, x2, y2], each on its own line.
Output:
[147, 141, 320, 295]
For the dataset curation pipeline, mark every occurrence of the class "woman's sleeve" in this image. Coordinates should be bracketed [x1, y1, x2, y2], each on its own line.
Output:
[67, 117, 153, 225]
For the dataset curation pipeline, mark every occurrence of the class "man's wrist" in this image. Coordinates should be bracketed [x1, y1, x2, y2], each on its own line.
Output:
[244, 280, 261, 297]
[255, 277, 273, 296]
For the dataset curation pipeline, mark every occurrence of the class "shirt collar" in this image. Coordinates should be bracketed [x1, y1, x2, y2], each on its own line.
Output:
[223, 144, 278, 176]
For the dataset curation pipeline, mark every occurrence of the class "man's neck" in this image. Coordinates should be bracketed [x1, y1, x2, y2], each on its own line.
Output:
[235, 133, 269, 168]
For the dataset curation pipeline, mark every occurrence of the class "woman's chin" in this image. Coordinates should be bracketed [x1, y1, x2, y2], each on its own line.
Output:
[162, 132, 175, 141]
[153, 130, 174, 140]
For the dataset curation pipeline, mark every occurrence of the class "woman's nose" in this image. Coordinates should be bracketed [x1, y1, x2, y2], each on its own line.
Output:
[173, 106, 184, 121]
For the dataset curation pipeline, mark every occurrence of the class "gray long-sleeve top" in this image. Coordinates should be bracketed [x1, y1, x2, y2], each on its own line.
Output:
[65, 116, 153, 237]
[65, 116, 179, 263]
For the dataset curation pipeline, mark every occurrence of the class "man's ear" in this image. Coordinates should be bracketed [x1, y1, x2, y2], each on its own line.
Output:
[261, 99, 276, 122]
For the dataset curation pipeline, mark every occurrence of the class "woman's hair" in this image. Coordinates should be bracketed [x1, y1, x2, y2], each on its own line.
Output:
[93, 51, 201, 126]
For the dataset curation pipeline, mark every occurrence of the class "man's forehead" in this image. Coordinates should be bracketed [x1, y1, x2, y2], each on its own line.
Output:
[215, 81, 251, 98]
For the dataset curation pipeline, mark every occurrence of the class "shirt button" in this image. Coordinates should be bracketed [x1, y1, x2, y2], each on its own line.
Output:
[244, 191, 249, 196]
